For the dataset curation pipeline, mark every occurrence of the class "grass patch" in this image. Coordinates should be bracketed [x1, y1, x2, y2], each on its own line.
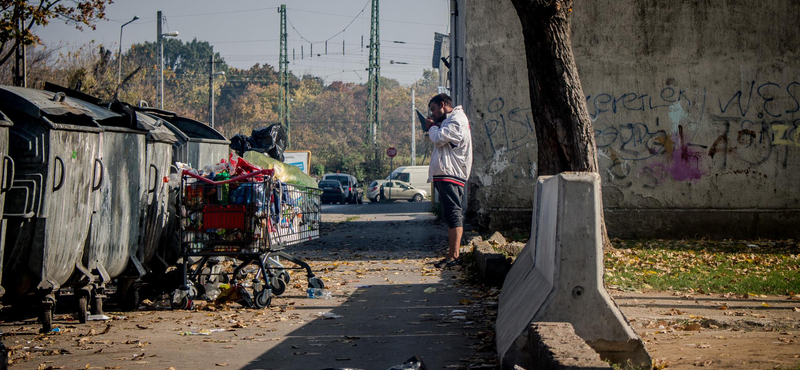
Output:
[343, 216, 360, 222]
[605, 239, 800, 295]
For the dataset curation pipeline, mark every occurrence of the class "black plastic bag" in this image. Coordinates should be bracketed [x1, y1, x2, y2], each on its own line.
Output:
[250, 124, 287, 162]
[229, 134, 253, 156]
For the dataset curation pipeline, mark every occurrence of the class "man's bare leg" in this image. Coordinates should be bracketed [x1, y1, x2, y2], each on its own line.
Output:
[448, 226, 463, 260]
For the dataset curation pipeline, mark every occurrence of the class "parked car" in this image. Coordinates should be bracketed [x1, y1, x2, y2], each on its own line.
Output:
[322, 173, 363, 204]
[389, 166, 429, 192]
[319, 180, 347, 204]
[367, 179, 388, 202]
[376, 180, 427, 202]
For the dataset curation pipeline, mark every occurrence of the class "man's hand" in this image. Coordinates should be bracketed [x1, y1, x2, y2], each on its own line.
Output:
[426, 116, 437, 130]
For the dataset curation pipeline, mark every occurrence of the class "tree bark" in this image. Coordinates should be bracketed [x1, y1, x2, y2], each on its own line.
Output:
[510, 0, 613, 248]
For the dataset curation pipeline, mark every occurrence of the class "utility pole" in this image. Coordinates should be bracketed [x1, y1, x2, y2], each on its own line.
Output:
[157, 11, 162, 108]
[367, 0, 380, 157]
[278, 4, 290, 149]
[209, 54, 214, 128]
[411, 87, 416, 166]
[13, 18, 26, 87]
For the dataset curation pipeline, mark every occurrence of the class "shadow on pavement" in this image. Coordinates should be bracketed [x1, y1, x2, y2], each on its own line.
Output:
[240, 283, 478, 370]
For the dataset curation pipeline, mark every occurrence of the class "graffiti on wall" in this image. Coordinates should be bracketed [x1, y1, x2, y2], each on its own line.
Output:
[477, 97, 537, 183]
[591, 80, 800, 189]
[475, 81, 800, 190]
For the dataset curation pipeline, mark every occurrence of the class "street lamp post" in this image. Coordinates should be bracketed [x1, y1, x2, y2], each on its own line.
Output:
[159, 30, 179, 110]
[117, 15, 139, 86]
[209, 63, 224, 128]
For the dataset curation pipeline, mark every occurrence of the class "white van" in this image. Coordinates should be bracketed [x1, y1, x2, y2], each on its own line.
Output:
[389, 166, 430, 194]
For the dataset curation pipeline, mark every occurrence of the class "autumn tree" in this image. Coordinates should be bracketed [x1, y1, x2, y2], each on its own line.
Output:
[0, 0, 111, 69]
[509, 0, 616, 250]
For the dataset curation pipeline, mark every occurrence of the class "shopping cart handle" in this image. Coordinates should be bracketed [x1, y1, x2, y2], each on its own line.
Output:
[181, 169, 274, 184]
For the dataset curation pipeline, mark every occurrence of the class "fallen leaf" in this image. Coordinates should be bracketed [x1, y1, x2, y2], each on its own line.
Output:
[215, 363, 228, 367]
[136, 324, 149, 329]
[683, 323, 702, 331]
[792, 307, 800, 312]
[423, 287, 436, 294]
[761, 302, 770, 307]
[100, 324, 112, 334]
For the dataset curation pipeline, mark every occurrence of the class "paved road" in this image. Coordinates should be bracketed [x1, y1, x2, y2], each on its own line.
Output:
[2, 199, 499, 370]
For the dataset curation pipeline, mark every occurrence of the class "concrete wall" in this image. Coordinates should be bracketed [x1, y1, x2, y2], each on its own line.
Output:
[464, 0, 800, 238]
[463, 0, 537, 232]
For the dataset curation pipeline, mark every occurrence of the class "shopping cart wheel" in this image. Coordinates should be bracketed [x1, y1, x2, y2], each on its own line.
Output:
[253, 288, 272, 309]
[308, 277, 325, 290]
[170, 286, 197, 310]
[270, 277, 287, 296]
[279, 271, 291, 284]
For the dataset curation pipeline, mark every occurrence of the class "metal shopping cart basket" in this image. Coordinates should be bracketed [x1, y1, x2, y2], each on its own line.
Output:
[172, 169, 324, 309]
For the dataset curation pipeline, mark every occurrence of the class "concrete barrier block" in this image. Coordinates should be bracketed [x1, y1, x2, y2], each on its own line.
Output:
[496, 173, 651, 369]
[529, 323, 613, 370]
[474, 241, 511, 286]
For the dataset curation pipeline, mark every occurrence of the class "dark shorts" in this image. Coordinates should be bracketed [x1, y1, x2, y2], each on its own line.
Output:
[435, 181, 464, 229]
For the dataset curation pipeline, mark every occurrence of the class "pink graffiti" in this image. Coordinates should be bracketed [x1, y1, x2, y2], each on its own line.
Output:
[665, 142, 704, 181]
[648, 126, 705, 182]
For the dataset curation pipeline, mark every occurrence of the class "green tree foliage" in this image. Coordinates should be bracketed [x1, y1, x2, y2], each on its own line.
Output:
[0, 0, 110, 67]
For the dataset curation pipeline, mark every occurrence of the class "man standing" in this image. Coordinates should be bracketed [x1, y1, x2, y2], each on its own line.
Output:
[426, 93, 473, 268]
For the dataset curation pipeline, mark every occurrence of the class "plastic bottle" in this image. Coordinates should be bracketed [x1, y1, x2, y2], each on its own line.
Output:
[306, 288, 331, 299]
[215, 170, 230, 204]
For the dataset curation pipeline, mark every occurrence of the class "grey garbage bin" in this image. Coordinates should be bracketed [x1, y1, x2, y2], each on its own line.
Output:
[145, 112, 230, 170]
[114, 112, 178, 306]
[39, 84, 181, 313]
[83, 111, 151, 315]
[0, 86, 104, 331]
[0, 110, 15, 301]
[132, 111, 229, 295]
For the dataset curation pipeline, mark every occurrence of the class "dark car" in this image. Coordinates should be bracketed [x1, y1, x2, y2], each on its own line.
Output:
[319, 180, 347, 204]
[322, 173, 363, 204]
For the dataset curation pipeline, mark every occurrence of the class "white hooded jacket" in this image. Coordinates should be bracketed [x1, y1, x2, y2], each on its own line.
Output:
[428, 105, 473, 186]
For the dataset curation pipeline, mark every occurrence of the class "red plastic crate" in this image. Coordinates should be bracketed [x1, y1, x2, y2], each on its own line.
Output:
[203, 205, 247, 229]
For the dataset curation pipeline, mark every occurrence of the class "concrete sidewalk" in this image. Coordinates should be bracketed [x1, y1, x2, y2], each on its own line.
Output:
[1, 202, 499, 370]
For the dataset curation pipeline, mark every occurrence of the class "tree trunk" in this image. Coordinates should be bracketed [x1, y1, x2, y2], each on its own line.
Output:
[510, 0, 613, 248]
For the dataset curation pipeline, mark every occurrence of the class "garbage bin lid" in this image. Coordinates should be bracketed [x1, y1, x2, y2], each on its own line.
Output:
[0, 86, 103, 129]
[136, 112, 178, 144]
[0, 109, 12, 128]
[150, 113, 227, 142]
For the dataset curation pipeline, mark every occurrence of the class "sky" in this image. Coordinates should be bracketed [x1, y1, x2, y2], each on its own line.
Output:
[36, 0, 450, 86]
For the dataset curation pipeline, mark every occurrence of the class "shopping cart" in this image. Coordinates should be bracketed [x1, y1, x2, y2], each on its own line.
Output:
[172, 168, 324, 309]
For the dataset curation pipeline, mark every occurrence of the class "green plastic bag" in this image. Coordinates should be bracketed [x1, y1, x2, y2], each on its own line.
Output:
[243, 151, 318, 188]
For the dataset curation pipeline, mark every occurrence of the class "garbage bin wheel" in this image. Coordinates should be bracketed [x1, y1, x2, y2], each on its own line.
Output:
[77, 292, 89, 324]
[279, 271, 291, 284]
[39, 299, 55, 333]
[253, 288, 271, 309]
[270, 277, 287, 296]
[40, 309, 53, 333]
[92, 293, 104, 316]
[308, 277, 325, 290]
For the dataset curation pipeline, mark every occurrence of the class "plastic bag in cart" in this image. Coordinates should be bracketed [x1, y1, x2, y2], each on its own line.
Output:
[319, 356, 428, 370]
